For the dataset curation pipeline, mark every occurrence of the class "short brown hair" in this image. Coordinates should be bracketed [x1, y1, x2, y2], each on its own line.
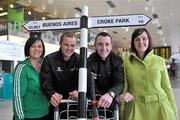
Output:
[60, 31, 77, 43]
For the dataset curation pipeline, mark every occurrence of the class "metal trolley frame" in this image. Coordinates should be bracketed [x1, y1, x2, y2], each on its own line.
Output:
[54, 97, 119, 120]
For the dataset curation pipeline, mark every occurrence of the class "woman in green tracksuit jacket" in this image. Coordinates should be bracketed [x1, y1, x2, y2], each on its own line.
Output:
[118, 28, 177, 120]
[13, 37, 49, 120]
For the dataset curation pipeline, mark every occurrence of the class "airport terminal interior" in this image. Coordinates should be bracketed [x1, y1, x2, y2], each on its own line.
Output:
[0, 0, 180, 120]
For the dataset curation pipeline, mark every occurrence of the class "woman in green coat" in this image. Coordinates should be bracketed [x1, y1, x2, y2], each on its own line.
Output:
[13, 37, 49, 120]
[118, 28, 177, 120]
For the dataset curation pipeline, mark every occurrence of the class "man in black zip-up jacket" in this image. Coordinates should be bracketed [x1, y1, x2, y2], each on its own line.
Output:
[40, 32, 79, 119]
[87, 32, 124, 118]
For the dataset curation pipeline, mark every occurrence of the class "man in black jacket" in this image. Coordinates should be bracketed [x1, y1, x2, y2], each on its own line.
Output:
[40, 31, 79, 119]
[87, 32, 124, 118]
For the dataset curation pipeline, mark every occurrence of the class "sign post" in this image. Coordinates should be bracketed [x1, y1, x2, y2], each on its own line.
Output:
[78, 6, 88, 120]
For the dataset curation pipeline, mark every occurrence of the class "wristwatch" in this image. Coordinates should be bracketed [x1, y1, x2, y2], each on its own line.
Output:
[108, 91, 115, 98]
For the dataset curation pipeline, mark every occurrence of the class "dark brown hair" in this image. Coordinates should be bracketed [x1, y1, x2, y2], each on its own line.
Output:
[24, 37, 45, 58]
[131, 28, 152, 56]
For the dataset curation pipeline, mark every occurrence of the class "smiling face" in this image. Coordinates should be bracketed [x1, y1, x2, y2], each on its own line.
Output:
[95, 35, 112, 60]
[134, 31, 149, 58]
[29, 40, 44, 60]
[60, 36, 77, 61]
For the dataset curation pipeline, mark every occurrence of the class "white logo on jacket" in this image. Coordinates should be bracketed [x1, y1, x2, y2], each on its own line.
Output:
[56, 67, 62, 71]
[56, 67, 78, 72]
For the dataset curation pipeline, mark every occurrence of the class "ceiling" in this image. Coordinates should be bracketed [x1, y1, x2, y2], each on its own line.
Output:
[2, 0, 180, 51]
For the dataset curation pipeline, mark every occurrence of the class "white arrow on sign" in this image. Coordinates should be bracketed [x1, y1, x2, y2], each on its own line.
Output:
[24, 14, 151, 31]
[23, 18, 80, 31]
[88, 14, 151, 28]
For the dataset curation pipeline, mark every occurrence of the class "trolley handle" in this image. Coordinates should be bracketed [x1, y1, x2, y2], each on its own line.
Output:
[54, 107, 59, 120]
[60, 99, 77, 103]
[54, 98, 77, 120]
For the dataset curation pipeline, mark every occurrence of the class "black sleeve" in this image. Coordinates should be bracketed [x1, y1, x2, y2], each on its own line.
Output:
[40, 57, 55, 100]
[87, 57, 104, 98]
[108, 56, 124, 96]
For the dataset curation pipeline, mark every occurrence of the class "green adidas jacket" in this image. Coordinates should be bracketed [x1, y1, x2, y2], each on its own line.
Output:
[13, 58, 49, 120]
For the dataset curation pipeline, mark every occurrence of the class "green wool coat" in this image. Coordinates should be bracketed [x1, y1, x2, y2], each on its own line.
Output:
[121, 50, 177, 120]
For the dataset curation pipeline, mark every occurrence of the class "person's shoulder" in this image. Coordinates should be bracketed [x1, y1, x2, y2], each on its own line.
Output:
[150, 54, 166, 65]
[73, 52, 80, 58]
[88, 52, 96, 59]
[87, 52, 96, 64]
[110, 52, 123, 62]
[152, 54, 164, 61]
[44, 51, 59, 59]
[14, 59, 28, 71]
[72, 52, 80, 63]
[124, 54, 131, 61]
[17, 59, 28, 66]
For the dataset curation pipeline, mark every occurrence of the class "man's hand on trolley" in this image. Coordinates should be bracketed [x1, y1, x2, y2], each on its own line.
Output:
[97, 93, 113, 108]
[69, 90, 78, 101]
[50, 92, 63, 107]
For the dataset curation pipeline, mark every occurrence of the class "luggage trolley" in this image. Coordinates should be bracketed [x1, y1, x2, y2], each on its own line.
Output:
[54, 96, 119, 120]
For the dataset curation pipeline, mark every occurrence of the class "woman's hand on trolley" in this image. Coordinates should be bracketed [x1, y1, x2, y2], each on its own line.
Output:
[117, 92, 134, 103]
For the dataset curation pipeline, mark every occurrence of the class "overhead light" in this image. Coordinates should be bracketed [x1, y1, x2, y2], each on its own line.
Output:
[28, 11, 31, 15]
[0, 12, 8, 16]
[75, 13, 80, 17]
[42, 17, 46, 20]
[0, 7, 3, 11]
[54, 11, 57, 16]
[28, 0, 32, 4]
[9, 4, 14, 8]
[144, 6, 149, 11]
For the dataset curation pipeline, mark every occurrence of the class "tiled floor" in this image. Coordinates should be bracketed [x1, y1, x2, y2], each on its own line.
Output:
[0, 99, 13, 120]
[0, 78, 180, 120]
